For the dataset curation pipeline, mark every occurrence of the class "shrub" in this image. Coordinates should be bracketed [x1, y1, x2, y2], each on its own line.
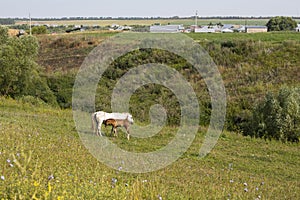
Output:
[32, 26, 48, 35]
[244, 87, 300, 142]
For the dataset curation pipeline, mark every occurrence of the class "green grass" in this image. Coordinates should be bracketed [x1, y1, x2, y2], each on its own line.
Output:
[0, 97, 299, 199]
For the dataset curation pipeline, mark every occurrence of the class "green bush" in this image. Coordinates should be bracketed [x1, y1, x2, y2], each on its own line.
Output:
[244, 87, 300, 142]
[47, 72, 76, 109]
[32, 25, 48, 35]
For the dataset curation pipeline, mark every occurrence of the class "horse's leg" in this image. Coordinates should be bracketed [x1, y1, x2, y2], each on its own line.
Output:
[91, 113, 95, 134]
[97, 120, 103, 136]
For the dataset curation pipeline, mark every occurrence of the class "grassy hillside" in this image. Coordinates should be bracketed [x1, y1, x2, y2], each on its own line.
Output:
[0, 97, 299, 199]
[36, 32, 300, 130]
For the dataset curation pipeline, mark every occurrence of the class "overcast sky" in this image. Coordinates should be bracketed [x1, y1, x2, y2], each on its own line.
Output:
[1, 0, 300, 18]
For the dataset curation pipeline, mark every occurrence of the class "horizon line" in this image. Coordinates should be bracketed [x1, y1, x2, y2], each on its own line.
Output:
[1, 15, 300, 20]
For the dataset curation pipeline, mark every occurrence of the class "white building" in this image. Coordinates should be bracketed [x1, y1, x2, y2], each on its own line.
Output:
[221, 28, 234, 33]
[194, 26, 216, 33]
[150, 25, 184, 33]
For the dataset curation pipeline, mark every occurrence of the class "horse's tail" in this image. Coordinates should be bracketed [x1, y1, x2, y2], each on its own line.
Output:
[91, 112, 97, 134]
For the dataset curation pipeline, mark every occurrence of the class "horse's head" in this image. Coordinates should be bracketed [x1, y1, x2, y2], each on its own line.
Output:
[126, 114, 134, 124]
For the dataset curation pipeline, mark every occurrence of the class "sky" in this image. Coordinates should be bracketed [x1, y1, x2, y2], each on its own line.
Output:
[1, 0, 300, 18]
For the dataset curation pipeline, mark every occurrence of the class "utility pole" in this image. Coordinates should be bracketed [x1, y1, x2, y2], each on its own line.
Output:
[29, 13, 32, 35]
[195, 10, 198, 27]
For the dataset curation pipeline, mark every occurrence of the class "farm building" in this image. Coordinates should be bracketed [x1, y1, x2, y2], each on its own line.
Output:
[245, 26, 268, 33]
[150, 25, 184, 33]
[194, 26, 217, 33]
[221, 28, 234, 33]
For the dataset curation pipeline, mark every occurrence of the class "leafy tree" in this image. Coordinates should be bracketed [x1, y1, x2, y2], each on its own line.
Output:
[0, 26, 57, 105]
[245, 87, 300, 142]
[266, 16, 297, 31]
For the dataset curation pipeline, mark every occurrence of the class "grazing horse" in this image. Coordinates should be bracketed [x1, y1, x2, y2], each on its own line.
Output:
[91, 111, 134, 136]
[103, 117, 133, 140]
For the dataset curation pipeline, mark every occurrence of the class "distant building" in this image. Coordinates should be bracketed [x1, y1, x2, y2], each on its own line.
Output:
[194, 26, 216, 33]
[150, 25, 184, 33]
[245, 26, 268, 33]
[296, 24, 300, 32]
[221, 28, 234, 33]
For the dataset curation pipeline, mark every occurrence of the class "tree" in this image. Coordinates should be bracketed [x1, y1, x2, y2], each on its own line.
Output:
[245, 87, 300, 142]
[0, 26, 57, 105]
[266, 16, 297, 31]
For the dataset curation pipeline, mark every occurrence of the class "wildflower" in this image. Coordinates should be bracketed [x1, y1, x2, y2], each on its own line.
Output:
[1, 175, 4, 181]
[48, 174, 54, 181]
[261, 182, 265, 185]
[16, 153, 20, 157]
[9, 163, 13, 167]
[142, 180, 148, 183]
[112, 178, 117, 184]
[244, 188, 248, 192]
[228, 163, 233, 170]
[125, 183, 129, 187]
[118, 166, 123, 171]
[158, 195, 162, 200]
[243, 182, 248, 186]
[230, 179, 234, 183]
[6, 159, 11, 163]
[256, 187, 259, 191]
[255, 196, 261, 200]
[111, 178, 117, 188]
[34, 181, 39, 187]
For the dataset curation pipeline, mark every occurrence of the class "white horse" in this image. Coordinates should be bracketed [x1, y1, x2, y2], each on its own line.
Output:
[91, 111, 134, 136]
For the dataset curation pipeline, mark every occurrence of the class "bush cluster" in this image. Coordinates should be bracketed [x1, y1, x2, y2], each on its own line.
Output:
[243, 87, 300, 142]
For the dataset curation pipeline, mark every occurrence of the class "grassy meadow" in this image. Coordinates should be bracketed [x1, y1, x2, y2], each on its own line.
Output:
[0, 97, 299, 199]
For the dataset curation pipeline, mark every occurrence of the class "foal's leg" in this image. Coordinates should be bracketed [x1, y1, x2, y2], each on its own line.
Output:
[114, 127, 118, 137]
[125, 125, 130, 140]
[110, 126, 114, 137]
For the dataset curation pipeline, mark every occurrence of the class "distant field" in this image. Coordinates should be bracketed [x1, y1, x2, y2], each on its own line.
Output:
[16, 18, 270, 27]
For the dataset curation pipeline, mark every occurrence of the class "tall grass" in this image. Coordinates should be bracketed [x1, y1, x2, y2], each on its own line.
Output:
[0, 98, 299, 199]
